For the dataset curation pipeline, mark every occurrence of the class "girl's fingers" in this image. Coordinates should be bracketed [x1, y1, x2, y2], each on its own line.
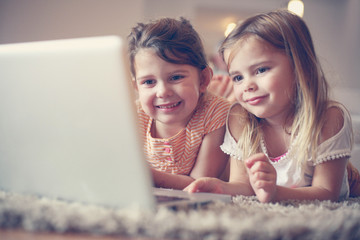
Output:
[252, 178, 272, 189]
[209, 75, 232, 97]
[245, 153, 270, 170]
[245, 155, 277, 203]
[223, 76, 233, 96]
[184, 180, 204, 192]
[251, 171, 274, 182]
[184, 177, 221, 193]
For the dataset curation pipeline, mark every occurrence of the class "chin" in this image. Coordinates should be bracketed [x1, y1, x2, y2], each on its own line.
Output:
[250, 111, 267, 119]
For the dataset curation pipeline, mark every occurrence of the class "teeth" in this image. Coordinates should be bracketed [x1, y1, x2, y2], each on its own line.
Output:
[157, 102, 180, 109]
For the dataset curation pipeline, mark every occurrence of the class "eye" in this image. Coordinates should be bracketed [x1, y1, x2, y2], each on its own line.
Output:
[141, 79, 156, 86]
[232, 75, 243, 83]
[256, 67, 270, 75]
[169, 75, 185, 82]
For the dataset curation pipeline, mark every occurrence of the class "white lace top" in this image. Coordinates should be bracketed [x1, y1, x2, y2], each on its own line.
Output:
[220, 103, 352, 200]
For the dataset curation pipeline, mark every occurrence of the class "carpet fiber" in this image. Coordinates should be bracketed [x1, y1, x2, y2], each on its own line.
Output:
[1, 191, 360, 239]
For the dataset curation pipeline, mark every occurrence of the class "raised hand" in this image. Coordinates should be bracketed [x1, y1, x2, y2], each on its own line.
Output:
[245, 153, 277, 202]
[207, 74, 236, 103]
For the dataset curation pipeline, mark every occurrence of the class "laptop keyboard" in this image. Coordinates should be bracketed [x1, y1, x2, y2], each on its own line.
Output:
[156, 195, 188, 203]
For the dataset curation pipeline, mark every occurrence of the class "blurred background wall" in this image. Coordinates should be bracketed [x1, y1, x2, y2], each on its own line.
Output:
[0, 0, 359, 91]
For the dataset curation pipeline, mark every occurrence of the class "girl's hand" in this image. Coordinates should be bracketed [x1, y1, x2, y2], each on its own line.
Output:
[208, 74, 236, 103]
[184, 177, 224, 194]
[245, 153, 277, 202]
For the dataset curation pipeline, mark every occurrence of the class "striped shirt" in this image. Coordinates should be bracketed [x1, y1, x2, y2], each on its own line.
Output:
[137, 92, 231, 175]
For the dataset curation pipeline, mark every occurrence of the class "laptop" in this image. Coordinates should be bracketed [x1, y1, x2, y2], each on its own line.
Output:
[0, 36, 231, 210]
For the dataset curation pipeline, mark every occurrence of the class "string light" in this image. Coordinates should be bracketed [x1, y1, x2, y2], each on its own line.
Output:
[288, 0, 304, 17]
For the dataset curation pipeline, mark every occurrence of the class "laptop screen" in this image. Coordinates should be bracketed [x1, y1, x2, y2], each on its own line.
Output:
[0, 36, 155, 209]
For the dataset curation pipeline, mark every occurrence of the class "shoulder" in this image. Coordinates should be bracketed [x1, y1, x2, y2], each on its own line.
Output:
[227, 103, 245, 142]
[319, 102, 350, 144]
[202, 92, 231, 111]
[198, 92, 231, 123]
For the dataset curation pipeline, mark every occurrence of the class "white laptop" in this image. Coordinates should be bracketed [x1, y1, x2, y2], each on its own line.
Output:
[0, 36, 231, 210]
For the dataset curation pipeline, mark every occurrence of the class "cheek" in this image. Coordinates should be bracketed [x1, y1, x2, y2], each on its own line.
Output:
[137, 89, 153, 106]
[264, 78, 285, 96]
[233, 84, 243, 101]
[178, 83, 201, 98]
[275, 77, 294, 97]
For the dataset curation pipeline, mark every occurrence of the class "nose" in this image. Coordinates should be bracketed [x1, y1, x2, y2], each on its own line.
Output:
[156, 82, 173, 98]
[243, 78, 257, 92]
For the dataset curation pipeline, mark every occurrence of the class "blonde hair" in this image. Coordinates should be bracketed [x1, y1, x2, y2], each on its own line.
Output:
[220, 9, 329, 165]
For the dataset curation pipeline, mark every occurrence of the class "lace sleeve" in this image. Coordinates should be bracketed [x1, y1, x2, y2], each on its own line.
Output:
[220, 119, 243, 161]
[313, 104, 353, 166]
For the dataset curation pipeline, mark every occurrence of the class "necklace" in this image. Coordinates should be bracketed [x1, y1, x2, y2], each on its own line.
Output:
[260, 132, 297, 163]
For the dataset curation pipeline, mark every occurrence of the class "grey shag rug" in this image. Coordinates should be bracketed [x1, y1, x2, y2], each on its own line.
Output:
[1, 190, 360, 240]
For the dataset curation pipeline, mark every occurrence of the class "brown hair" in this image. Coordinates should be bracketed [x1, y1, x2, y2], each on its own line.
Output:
[127, 17, 208, 78]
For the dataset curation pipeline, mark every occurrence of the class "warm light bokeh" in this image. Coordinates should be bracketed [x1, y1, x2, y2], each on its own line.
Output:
[288, 0, 304, 17]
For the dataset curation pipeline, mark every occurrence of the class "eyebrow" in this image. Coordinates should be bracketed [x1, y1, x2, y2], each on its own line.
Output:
[228, 70, 241, 77]
[136, 75, 154, 81]
[229, 60, 273, 76]
[136, 69, 191, 81]
[170, 69, 191, 75]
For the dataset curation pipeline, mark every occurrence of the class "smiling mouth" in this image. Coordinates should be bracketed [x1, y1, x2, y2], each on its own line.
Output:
[246, 96, 262, 102]
[156, 101, 181, 109]
[245, 96, 266, 105]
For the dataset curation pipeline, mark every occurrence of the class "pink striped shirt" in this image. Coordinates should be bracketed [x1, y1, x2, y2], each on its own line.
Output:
[137, 93, 230, 175]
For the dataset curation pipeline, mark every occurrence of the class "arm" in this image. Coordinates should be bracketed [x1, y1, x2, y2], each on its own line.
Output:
[223, 104, 254, 195]
[189, 125, 229, 179]
[245, 154, 347, 202]
[274, 107, 348, 202]
[246, 106, 349, 202]
[152, 125, 229, 190]
[185, 156, 254, 195]
[275, 157, 347, 202]
[186, 105, 254, 195]
[151, 168, 195, 190]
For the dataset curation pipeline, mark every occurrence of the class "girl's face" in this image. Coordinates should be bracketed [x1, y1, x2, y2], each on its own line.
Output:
[224, 36, 295, 124]
[134, 48, 208, 128]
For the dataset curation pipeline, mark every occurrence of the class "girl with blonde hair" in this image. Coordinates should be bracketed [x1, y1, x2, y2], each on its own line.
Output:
[186, 9, 360, 202]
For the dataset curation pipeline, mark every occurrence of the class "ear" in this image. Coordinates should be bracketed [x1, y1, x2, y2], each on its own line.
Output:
[199, 67, 212, 93]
